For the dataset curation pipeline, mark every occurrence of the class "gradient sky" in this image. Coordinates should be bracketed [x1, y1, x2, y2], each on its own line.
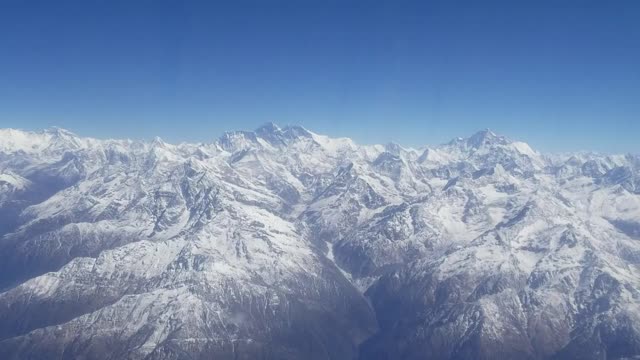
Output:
[1, 0, 639, 153]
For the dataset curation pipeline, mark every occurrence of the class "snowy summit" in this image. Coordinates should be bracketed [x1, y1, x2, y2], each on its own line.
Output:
[0, 124, 639, 360]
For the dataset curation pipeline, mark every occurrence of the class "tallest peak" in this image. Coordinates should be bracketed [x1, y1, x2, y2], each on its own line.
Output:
[474, 128, 497, 138]
[465, 128, 506, 148]
[255, 122, 281, 134]
[445, 128, 510, 150]
[44, 126, 76, 137]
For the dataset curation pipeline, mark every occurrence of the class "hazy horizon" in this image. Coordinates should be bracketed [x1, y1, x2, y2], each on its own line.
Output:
[1, 1, 639, 153]
[2, 122, 638, 157]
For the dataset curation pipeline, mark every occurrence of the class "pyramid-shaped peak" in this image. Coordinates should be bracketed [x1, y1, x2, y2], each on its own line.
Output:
[255, 122, 282, 134]
[384, 142, 405, 155]
[281, 124, 313, 139]
[151, 136, 166, 145]
[464, 128, 508, 148]
[469, 128, 498, 140]
[43, 126, 77, 137]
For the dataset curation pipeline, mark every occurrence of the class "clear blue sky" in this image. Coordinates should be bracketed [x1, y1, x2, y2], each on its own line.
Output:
[1, 0, 638, 153]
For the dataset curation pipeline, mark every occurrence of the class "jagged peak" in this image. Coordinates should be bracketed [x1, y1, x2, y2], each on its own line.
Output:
[0, 127, 87, 154]
[384, 142, 405, 155]
[417, 148, 431, 163]
[254, 122, 281, 134]
[151, 136, 166, 145]
[0, 126, 77, 140]
[373, 151, 402, 165]
[464, 128, 508, 148]
[281, 124, 313, 139]
[442, 129, 540, 158]
[256, 122, 314, 140]
[42, 126, 78, 138]
[217, 123, 316, 152]
[149, 136, 177, 153]
[216, 130, 258, 151]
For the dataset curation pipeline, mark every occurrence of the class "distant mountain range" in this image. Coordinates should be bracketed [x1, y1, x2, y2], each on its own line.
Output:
[0, 124, 639, 359]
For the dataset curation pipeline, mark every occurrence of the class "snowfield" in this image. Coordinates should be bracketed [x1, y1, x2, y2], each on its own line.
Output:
[0, 124, 639, 359]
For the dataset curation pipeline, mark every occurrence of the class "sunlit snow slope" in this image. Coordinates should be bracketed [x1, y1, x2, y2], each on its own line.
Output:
[0, 124, 639, 359]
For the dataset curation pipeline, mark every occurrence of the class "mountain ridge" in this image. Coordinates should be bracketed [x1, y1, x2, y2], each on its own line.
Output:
[0, 124, 639, 359]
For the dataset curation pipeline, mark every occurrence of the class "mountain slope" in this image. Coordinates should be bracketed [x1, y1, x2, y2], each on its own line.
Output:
[0, 125, 638, 359]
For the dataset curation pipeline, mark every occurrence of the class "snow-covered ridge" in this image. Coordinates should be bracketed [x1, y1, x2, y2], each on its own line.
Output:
[0, 124, 631, 163]
[0, 124, 638, 360]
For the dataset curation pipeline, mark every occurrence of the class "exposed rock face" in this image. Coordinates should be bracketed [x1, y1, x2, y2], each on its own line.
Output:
[0, 125, 638, 359]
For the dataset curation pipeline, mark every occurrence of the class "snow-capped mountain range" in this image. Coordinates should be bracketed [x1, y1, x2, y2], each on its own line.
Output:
[0, 124, 639, 359]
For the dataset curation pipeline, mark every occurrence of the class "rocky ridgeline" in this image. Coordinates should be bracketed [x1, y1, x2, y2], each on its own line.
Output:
[0, 124, 638, 359]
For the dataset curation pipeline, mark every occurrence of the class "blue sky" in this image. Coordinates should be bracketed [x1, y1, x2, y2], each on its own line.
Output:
[1, 0, 638, 153]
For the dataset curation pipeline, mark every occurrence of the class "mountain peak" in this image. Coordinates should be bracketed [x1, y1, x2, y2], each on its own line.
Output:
[255, 122, 281, 134]
[0, 124, 638, 360]
[255, 122, 314, 144]
[217, 123, 315, 152]
[446, 128, 510, 150]
[384, 142, 404, 155]
[43, 126, 76, 136]
[466, 128, 502, 147]
[151, 136, 167, 147]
